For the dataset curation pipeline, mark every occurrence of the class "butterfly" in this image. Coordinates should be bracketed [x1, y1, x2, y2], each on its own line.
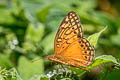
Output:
[46, 11, 95, 69]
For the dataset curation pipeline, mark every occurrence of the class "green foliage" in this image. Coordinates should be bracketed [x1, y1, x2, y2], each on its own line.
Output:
[0, 54, 13, 68]
[110, 34, 120, 46]
[41, 32, 55, 54]
[0, 67, 22, 80]
[0, 0, 120, 80]
[25, 23, 44, 42]
[39, 75, 50, 80]
[88, 26, 107, 47]
[18, 56, 44, 80]
[36, 5, 52, 23]
[87, 55, 119, 69]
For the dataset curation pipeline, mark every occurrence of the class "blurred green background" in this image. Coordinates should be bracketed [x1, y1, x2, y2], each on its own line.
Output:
[0, 0, 120, 80]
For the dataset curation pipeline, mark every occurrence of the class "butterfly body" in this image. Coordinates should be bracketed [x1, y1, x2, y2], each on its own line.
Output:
[46, 11, 95, 68]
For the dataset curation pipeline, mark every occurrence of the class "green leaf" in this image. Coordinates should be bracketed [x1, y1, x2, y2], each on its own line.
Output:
[0, 54, 13, 68]
[0, 67, 22, 80]
[11, 68, 23, 80]
[70, 55, 119, 75]
[17, 0, 43, 17]
[0, 9, 14, 24]
[18, 56, 44, 80]
[22, 41, 37, 52]
[88, 26, 107, 47]
[25, 23, 44, 42]
[61, 78, 72, 80]
[104, 69, 120, 80]
[87, 55, 119, 69]
[30, 75, 50, 80]
[39, 75, 50, 80]
[36, 5, 52, 23]
[41, 32, 56, 54]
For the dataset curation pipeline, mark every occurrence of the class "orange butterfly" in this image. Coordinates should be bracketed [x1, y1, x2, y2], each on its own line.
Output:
[46, 11, 95, 69]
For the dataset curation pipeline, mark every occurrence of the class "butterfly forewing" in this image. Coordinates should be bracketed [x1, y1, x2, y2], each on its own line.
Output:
[54, 11, 83, 56]
[46, 11, 95, 68]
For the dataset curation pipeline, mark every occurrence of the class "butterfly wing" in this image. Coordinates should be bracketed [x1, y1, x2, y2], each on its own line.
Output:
[61, 38, 95, 67]
[54, 11, 83, 56]
[54, 11, 94, 67]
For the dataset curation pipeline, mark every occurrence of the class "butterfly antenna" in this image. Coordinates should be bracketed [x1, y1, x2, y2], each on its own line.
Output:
[35, 43, 48, 56]
[39, 46, 49, 57]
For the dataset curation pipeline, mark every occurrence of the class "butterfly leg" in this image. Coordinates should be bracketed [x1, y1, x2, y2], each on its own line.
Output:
[56, 63, 60, 74]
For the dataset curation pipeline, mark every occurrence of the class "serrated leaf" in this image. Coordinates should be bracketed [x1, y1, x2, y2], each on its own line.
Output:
[88, 26, 107, 47]
[18, 56, 44, 80]
[87, 55, 119, 69]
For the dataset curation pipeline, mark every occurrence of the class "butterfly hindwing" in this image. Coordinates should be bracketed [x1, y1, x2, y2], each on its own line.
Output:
[61, 38, 94, 67]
